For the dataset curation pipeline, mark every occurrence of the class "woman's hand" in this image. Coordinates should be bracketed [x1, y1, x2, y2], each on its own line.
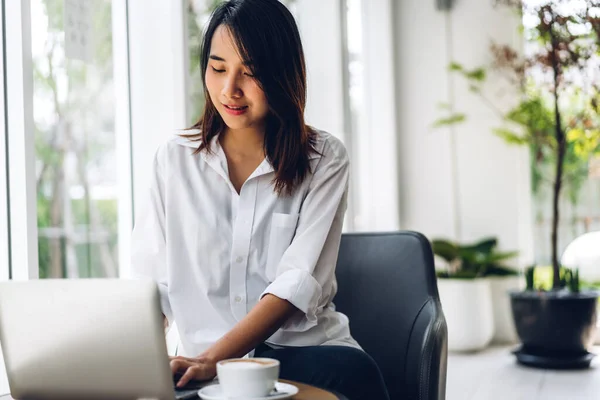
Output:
[169, 355, 217, 387]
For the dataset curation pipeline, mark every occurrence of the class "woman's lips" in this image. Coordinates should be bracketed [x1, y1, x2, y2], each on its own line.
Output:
[223, 104, 248, 116]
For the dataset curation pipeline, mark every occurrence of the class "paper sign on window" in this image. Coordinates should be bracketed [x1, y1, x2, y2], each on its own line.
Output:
[64, 0, 94, 62]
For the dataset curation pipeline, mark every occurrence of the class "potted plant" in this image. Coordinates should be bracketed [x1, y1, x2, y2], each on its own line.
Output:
[487, 265, 524, 344]
[436, 0, 600, 368]
[433, 237, 519, 351]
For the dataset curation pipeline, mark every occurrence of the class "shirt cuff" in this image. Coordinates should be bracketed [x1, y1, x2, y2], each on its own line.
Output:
[260, 268, 322, 332]
[157, 283, 174, 328]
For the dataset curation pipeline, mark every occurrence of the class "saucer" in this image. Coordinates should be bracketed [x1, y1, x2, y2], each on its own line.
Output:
[198, 381, 299, 400]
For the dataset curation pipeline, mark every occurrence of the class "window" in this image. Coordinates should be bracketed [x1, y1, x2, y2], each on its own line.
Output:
[185, 0, 211, 126]
[31, 0, 124, 278]
[343, 0, 365, 231]
[341, 0, 400, 232]
[533, 178, 600, 265]
[1, 0, 128, 391]
[522, 0, 600, 343]
[523, 1, 600, 266]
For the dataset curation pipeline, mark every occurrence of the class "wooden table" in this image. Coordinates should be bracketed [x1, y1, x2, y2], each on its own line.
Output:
[282, 379, 347, 400]
[0, 380, 348, 400]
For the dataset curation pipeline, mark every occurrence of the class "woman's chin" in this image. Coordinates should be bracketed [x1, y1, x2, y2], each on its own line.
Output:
[224, 123, 249, 132]
[221, 118, 255, 132]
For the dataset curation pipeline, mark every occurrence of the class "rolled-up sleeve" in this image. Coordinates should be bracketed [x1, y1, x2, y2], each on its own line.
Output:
[261, 140, 349, 331]
[130, 146, 173, 326]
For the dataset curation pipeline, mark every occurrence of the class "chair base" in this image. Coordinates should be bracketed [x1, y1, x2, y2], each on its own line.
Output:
[512, 346, 595, 369]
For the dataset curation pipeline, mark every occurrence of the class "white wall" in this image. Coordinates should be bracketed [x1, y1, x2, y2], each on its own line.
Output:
[127, 0, 188, 248]
[394, 0, 535, 264]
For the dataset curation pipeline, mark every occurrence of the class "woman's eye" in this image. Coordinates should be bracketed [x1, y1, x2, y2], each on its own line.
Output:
[211, 66, 225, 73]
[244, 72, 255, 78]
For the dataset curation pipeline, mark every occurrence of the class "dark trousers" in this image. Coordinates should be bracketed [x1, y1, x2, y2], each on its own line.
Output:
[254, 343, 390, 400]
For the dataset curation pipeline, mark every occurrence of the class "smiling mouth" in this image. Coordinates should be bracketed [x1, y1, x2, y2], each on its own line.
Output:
[224, 104, 248, 111]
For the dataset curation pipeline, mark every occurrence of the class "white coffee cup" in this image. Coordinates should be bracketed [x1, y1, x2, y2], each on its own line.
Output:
[216, 357, 280, 398]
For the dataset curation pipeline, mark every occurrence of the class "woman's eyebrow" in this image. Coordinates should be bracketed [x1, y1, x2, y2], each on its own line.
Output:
[209, 54, 253, 67]
[209, 54, 226, 62]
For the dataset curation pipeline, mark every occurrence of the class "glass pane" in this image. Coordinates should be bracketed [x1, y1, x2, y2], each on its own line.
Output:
[32, 0, 120, 278]
[523, 0, 600, 266]
[344, 0, 365, 232]
[186, 0, 214, 125]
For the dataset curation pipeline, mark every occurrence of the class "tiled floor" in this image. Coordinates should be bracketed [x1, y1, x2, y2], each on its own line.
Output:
[447, 346, 600, 400]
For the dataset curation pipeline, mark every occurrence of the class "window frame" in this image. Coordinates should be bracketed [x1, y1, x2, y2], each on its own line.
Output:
[0, 11, 11, 394]
[341, 0, 400, 232]
[5, 0, 38, 281]
[1, 0, 10, 283]
[3, 0, 135, 282]
[1, 1, 36, 395]
[113, 0, 134, 279]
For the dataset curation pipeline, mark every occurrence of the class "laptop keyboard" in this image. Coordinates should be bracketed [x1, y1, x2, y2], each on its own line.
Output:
[173, 373, 211, 399]
[175, 387, 202, 399]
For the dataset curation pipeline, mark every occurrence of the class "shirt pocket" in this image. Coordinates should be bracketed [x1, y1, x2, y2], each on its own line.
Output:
[265, 213, 299, 281]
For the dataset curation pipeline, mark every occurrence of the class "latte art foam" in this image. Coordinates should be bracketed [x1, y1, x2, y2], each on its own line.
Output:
[220, 359, 277, 369]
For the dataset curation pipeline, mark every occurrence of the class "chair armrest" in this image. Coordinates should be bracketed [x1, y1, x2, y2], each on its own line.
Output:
[405, 298, 448, 400]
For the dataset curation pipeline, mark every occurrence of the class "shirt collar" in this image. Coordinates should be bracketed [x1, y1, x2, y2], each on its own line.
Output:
[177, 132, 323, 179]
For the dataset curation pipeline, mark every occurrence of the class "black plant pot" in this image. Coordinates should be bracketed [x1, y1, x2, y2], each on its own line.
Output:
[510, 290, 599, 369]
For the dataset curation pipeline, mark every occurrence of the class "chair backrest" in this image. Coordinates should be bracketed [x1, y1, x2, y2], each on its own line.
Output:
[334, 231, 448, 400]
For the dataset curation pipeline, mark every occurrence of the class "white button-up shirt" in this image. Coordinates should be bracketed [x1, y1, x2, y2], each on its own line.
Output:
[131, 129, 360, 356]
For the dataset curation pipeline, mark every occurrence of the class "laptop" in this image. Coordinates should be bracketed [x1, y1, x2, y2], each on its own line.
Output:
[0, 279, 210, 400]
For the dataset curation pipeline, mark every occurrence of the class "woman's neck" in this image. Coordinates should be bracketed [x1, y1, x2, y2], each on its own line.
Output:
[220, 127, 265, 158]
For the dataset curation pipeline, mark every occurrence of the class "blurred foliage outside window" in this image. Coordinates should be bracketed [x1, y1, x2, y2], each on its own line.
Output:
[32, 0, 119, 279]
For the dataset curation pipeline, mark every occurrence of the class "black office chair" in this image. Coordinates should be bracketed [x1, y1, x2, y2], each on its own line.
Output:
[334, 231, 448, 400]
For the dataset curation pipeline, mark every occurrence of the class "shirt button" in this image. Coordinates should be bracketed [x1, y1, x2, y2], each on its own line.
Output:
[236, 256, 243, 263]
[234, 296, 242, 303]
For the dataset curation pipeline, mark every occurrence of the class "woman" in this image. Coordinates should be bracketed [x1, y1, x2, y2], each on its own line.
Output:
[131, 1, 389, 399]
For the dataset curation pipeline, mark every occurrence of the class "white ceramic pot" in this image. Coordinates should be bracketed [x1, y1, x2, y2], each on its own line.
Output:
[561, 231, 600, 283]
[488, 275, 523, 344]
[438, 278, 494, 352]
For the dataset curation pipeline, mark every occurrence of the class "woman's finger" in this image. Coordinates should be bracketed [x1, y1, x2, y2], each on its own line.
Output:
[169, 358, 193, 374]
[169, 355, 197, 362]
[176, 365, 203, 388]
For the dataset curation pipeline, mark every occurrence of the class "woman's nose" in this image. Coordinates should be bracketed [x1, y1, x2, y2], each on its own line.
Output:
[222, 74, 242, 99]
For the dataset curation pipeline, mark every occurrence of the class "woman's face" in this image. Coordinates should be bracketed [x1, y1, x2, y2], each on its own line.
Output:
[205, 25, 269, 133]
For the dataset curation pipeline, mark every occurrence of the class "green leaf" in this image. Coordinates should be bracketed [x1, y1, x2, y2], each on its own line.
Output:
[431, 239, 459, 262]
[465, 68, 486, 82]
[568, 129, 600, 159]
[436, 270, 478, 280]
[493, 128, 529, 145]
[525, 266, 535, 290]
[567, 128, 585, 142]
[485, 265, 520, 276]
[448, 62, 464, 72]
[461, 237, 498, 254]
[432, 114, 467, 128]
[485, 250, 519, 263]
[433, 236, 519, 278]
